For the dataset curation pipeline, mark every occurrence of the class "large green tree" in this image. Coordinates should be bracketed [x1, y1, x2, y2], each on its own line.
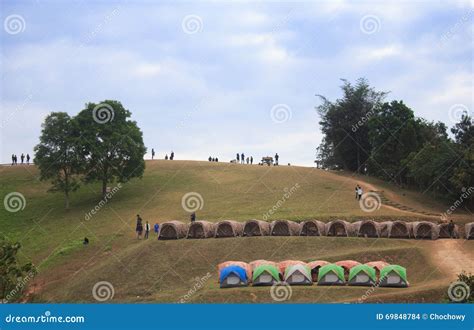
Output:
[34, 112, 82, 208]
[75, 100, 146, 198]
[317, 78, 387, 171]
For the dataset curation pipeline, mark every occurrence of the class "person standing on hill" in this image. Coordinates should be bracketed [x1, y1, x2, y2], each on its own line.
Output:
[448, 220, 455, 238]
[11, 154, 15, 166]
[21, 153, 25, 164]
[190, 212, 196, 223]
[151, 148, 155, 160]
[236, 153, 240, 163]
[275, 153, 279, 165]
[241, 153, 245, 164]
[144, 221, 150, 239]
[14, 154, 17, 165]
[170, 151, 174, 160]
[165, 154, 168, 160]
[250, 156, 253, 165]
[26, 154, 30, 165]
[136, 215, 143, 239]
[154, 222, 159, 236]
[357, 186, 363, 200]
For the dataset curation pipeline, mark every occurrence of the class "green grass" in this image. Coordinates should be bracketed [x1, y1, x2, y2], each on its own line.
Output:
[0, 160, 470, 303]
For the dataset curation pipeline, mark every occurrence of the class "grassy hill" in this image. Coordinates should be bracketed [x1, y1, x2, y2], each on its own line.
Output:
[1, 160, 472, 303]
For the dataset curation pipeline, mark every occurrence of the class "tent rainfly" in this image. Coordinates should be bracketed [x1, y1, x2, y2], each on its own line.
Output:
[243, 220, 271, 236]
[219, 265, 248, 288]
[300, 220, 326, 236]
[466, 222, 474, 239]
[308, 260, 330, 282]
[325, 220, 352, 237]
[158, 221, 189, 240]
[352, 220, 380, 238]
[218, 261, 252, 280]
[284, 264, 312, 285]
[412, 221, 440, 240]
[215, 220, 244, 238]
[379, 265, 409, 287]
[187, 221, 217, 239]
[348, 264, 376, 286]
[270, 220, 302, 236]
[438, 223, 459, 238]
[317, 264, 345, 285]
[252, 264, 280, 286]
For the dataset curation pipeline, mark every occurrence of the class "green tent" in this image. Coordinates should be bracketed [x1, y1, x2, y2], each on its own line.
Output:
[348, 264, 376, 286]
[379, 265, 408, 287]
[252, 264, 280, 286]
[317, 264, 345, 285]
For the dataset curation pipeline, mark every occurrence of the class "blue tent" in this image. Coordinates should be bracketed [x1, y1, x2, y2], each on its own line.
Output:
[219, 265, 248, 288]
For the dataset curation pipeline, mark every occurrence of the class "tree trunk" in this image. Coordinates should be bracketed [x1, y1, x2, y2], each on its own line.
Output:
[102, 179, 107, 199]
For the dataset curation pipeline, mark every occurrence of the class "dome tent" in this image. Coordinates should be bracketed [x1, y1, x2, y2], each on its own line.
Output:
[325, 220, 352, 237]
[379, 265, 409, 287]
[412, 221, 439, 240]
[308, 260, 330, 282]
[218, 261, 252, 280]
[270, 220, 301, 236]
[300, 220, 326, 236]
[219, 265, 248, 288]
[243, 220, 271, 236]
[187, 221, 217, 239]
[215, 220, 244, 238]
[335, 260, 361, 281]
[352, 220, 380, 238]
[252, 264, 280, 286]
[365, 261, 390, 281]
[158, 221, 189, 240]
[438, 223, 459, 238]
[283, 264, 312, 285]
[317, 264, 345, 285]
[348, 264, 376, 286]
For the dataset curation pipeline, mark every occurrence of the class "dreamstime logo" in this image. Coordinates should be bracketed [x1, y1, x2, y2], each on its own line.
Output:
[178, 272, 211, 303]
[360, 14, 381, 35]
[270, 282, 292, 302]
[4, 14, 26, 35]
[447, 281, 470, 302]
[181, 14, 203, 34]
[92, 103, 115, 124]
[448, 104, 471, 123]
[181, 192, 204, 212]
[92, 281, 115, 302]
[441, 186, 474, 220]
[263, 183, 300, 220]
[359, 192, 381, 212]
[270, 104, 292, 124]
[4, 192, 26, 213]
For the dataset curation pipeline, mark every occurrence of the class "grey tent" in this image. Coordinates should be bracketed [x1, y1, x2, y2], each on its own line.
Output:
[466, 222, 474, 239]
[412, 221, 440, 240]
[380, 221, 412, 238]
[243, 220, 271, 236]
[283, 264, 312, 285]
[215, 220, 244, 238]
[270, 220, 301, 236]
[300, 220, 326, 236]
[186, 221, 216, 239]
[438, 223, 459, 238]
[352, 220, 380, 238]
[158, 221, 189, 240]
[325, 220, 352, 237]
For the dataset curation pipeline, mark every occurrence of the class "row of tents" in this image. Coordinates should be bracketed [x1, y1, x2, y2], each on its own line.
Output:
[158, 219, 474, 240]
[218, 260, 409, 288]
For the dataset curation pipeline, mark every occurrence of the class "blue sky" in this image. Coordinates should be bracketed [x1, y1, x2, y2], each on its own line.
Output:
[1, 0, 472, 166]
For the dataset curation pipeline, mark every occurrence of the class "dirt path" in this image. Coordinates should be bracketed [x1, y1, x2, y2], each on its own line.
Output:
[426, 239, 474, 280]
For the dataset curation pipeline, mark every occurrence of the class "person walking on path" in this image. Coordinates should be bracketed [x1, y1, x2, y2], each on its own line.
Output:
[190, 212, 196, 223]
[26, 154, 30, 165]
[136, 215, 143, 239]
[154, 223, 159, 236]
[144, 221, 150, 239]
[357, 186, 363, 200]
[275, 153, 279, 166]
[152, 148, 155, 160]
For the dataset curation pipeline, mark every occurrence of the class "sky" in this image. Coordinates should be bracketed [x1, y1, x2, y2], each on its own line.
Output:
[1, 0, 473, 166]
